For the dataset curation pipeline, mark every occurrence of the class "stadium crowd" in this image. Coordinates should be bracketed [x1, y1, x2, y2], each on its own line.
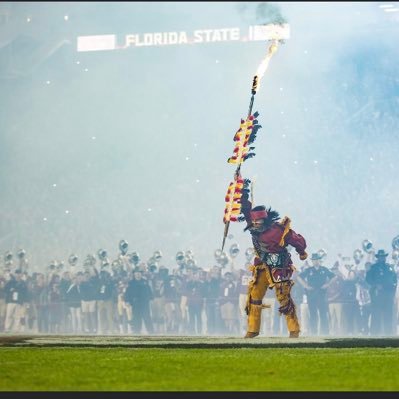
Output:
[0, 244, 398, 337]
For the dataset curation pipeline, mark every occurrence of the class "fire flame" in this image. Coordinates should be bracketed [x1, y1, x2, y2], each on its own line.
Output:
[254, 39, 279, 93]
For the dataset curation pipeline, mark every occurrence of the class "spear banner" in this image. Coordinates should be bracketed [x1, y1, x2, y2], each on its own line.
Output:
[221, 31, 286, 251]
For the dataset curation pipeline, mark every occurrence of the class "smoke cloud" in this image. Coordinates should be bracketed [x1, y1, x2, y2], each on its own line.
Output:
[237, 2, 287, 25]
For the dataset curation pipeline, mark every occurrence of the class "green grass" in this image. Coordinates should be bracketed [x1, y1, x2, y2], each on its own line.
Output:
[0, 347, 398, 391]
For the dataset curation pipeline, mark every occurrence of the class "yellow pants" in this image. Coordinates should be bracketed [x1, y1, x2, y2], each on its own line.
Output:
[246, 264, 300, 335]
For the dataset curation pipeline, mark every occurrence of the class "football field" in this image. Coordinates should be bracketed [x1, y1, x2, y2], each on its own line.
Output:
[1, 335, 398, 391]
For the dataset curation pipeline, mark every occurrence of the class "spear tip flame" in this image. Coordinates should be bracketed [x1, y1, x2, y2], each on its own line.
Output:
[253, 40, 280, 94]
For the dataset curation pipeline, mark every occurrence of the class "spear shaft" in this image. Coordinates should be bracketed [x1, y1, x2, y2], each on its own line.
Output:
[221, 39, 282, 251]
[221, 82, 257, 251]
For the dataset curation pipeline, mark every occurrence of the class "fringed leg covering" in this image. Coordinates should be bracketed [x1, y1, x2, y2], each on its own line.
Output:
[246, 302, 263, 336]
[274, 281, 300, 335]
[244, 265, 268, 338]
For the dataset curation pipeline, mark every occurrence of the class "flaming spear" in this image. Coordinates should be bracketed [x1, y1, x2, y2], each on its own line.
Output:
[221, 38, 281, 251]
